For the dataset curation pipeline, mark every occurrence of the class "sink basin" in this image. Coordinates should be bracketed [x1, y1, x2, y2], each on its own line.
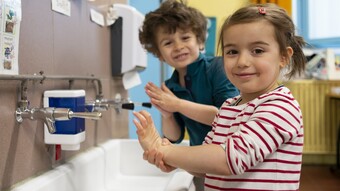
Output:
[11, 139, 194, 191]
[100, 139, 193, 191]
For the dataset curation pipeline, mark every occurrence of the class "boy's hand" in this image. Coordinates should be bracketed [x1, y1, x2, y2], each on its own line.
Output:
[145, 82, 180, 113]
[143, 138, 176, 173]
[152, 103, 173, 118]
[133, 110, 162, 151]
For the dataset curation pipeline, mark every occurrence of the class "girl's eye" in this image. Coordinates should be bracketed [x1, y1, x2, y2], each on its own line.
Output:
[252, 48, 264, 54]
[225, 49, 238, 55]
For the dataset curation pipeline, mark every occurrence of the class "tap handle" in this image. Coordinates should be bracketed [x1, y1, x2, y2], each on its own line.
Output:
[122, 103, 134, 110]
[142, 102, 152, 108]
[121, 102, 152, 110]
[68, 111, 102, 120]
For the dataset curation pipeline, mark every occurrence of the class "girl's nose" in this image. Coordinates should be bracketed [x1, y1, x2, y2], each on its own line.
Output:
[236, 52, 250, 67]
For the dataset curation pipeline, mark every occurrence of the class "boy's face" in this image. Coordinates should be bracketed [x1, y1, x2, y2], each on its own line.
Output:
[222, 20, 291, 100]
[155, 27, 203, 70]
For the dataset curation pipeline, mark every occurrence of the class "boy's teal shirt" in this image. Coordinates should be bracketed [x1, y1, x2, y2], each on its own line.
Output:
[165, 53, 239, 146]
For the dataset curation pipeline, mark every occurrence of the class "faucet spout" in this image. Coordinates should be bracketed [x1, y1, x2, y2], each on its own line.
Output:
[15, 107, 102, 134]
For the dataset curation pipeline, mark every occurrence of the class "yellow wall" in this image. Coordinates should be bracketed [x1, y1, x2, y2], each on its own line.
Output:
[187, 0, 248, 30]
[187, 0, 249, 53]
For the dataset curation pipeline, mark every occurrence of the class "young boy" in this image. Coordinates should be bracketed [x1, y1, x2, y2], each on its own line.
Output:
[139, 0, 239, 147]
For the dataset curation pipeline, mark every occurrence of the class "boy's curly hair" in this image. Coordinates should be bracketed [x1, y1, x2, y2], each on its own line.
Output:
[139, 0, 207, 58]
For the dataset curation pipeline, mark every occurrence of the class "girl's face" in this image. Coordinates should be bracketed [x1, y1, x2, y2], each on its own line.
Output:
[156, 27, 203, 71]
[222, 20, 292, 101]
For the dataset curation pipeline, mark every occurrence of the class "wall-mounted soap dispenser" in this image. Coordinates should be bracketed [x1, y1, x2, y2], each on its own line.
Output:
[111, 4, 147, 76]
[43, 90, 88, 151]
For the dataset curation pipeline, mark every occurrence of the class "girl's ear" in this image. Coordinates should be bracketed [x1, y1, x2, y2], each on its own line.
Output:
[280, 47, 294, 68]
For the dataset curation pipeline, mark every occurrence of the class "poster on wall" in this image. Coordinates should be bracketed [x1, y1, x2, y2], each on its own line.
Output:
[0, 0, 21, 75]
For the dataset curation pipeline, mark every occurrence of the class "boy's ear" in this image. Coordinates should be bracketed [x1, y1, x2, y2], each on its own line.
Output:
[158, 54, 165, 62]
[155, 51, 165, 62]
[199, 43, 205, 51]
[280, 47, 293, 68]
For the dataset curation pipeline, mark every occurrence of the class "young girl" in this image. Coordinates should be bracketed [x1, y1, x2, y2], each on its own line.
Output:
[133, 3, 306, 190]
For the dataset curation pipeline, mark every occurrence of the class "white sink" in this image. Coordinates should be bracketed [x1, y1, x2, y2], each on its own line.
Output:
[100, 139, 174, 191]
[11, 139, 194, 191]
[100, 139, 193, 191]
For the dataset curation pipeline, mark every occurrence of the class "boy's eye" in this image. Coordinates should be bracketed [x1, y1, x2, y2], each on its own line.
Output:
[162, 41, 172, 46]
[182, 36, 191, 41]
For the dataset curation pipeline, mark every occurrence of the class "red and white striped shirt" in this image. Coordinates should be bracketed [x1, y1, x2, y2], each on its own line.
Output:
[204, 86, 304, 191]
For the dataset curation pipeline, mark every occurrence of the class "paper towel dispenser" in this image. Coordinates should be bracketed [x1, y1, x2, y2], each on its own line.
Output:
[111, 4, 147, 76]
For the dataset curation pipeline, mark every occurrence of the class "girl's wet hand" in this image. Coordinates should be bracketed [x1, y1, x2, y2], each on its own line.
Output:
[133, 110, 162, 151]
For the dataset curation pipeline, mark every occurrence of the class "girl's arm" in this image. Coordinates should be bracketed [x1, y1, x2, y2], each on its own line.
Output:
[133, 110, 232, 176]
[160, 143, 232, 176]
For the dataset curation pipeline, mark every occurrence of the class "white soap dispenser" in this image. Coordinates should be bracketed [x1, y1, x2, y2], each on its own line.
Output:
[43, 90, 86, 151]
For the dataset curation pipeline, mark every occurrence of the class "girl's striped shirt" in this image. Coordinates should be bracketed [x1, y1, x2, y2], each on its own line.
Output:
[204, 86, 304, 191]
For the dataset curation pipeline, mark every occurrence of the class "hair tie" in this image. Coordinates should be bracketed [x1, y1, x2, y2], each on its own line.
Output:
[258, 7, 266, 15]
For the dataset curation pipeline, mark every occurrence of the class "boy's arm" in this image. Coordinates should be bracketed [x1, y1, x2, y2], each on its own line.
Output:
[162, 114, 182, 142]
[175, 99, 218, 125]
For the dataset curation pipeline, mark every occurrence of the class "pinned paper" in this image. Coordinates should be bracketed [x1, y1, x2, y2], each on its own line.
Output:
[0, 0, 21, 75]
[52, 0, 71, 16]
[122, 71, 142, 90]
[90, 9, 105, 27]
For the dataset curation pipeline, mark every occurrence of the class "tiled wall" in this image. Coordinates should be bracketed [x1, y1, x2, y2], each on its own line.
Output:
[0, 0, 129, 190]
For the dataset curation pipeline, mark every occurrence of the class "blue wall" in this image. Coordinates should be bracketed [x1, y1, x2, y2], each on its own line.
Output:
[128, 0, 162, 139]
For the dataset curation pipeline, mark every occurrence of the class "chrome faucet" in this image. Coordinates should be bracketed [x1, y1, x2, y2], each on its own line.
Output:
[86, 93, 152, 113]
[16, 102, 102, 134]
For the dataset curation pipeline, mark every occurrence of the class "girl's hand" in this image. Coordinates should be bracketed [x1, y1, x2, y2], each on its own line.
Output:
[133, 110, 162, 151]
[143, 138, 176, 173]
